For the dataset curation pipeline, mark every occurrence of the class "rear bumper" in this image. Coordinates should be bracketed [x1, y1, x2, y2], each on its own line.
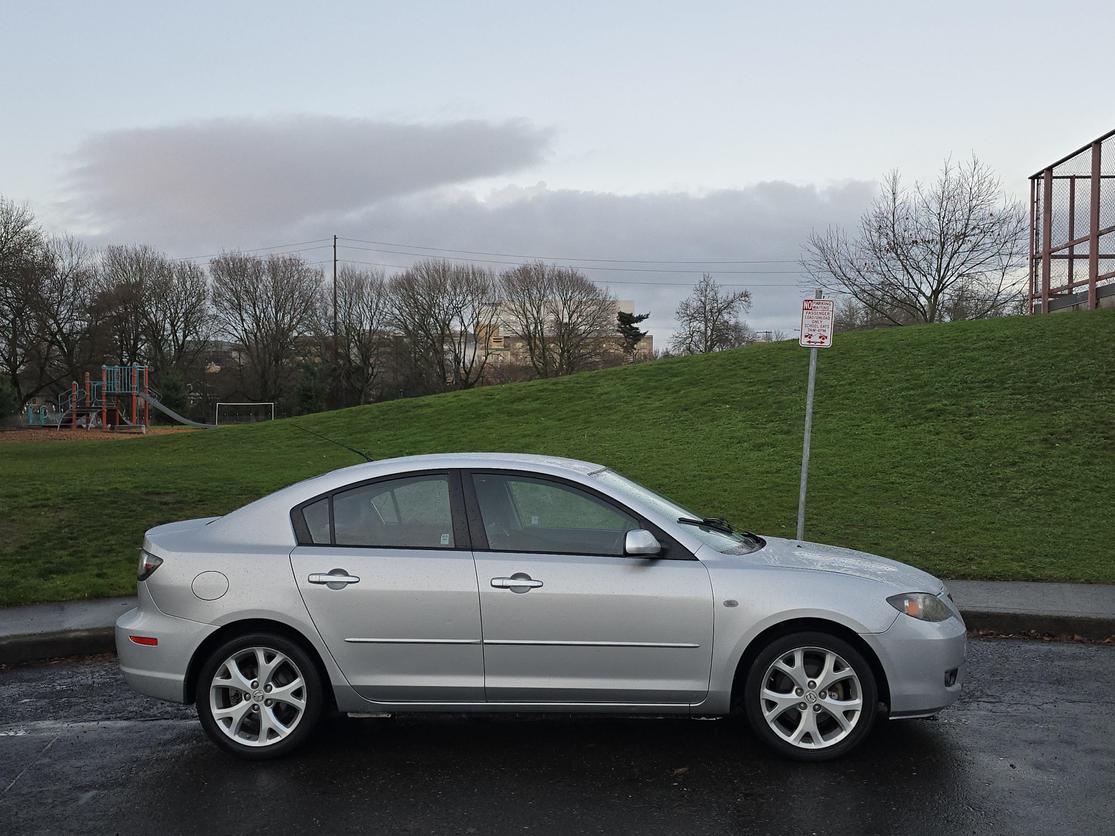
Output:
[863, 609, 967, 718]
[114, 584, 216, 703]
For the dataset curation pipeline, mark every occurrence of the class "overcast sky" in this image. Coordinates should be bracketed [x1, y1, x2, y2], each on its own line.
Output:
[1, 0, 1111, 338]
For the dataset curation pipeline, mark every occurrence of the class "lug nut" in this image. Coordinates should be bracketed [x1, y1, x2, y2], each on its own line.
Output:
[795, 687, 803, 696]
[264, 684, 272, 693]
[819, 690, 827, 699]
[807, 680, 816, 689]
[812, 704, 821, 712]
[798, 702, 807, 711]
[265, 699, 273, 707]
[251, 680, 259, 688]
[251, 704, 260, 712]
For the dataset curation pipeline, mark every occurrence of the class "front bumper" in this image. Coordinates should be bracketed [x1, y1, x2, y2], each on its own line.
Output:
[115, 583, 217, 703]
[862, 606, 967, 718]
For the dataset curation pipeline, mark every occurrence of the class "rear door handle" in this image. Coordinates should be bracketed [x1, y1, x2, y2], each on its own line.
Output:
[308, 569, 361, 588]
[491, 573, 543, 592]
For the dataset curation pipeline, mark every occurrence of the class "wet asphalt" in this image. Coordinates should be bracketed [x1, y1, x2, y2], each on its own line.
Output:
[0, 639, 1112, 835]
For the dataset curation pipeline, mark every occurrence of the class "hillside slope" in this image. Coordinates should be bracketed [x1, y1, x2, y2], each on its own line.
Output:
[2, 309, 1113, 605]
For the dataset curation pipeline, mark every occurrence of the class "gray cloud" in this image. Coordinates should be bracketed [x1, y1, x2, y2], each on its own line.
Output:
[325, 181, 876, 338]
[65, 115, 552, 245]
[61, 115, 874, 336]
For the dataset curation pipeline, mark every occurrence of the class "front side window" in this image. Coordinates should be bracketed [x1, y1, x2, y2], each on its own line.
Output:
[472, 473, 637, 556]
[329, 474, 455, 549]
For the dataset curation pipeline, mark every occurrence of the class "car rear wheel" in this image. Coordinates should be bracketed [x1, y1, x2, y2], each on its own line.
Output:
[196, 632, 323, 759]
[743, 631, 878, 761]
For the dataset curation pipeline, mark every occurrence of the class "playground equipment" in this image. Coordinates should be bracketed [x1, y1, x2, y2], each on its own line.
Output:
[55, 364, 213, 430]
[23, 403, 54, 426]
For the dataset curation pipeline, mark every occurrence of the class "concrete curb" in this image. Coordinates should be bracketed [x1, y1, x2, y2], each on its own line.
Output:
[1, 609, 1111, 667]
[960, 610, 1114, 641]
[0, 627, 116, 666]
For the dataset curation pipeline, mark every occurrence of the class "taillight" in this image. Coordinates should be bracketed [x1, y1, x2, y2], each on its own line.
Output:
[138, 550, 163, 581]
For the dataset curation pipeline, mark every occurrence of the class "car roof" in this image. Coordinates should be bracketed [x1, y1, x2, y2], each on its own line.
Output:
[364, 452, 606, 476]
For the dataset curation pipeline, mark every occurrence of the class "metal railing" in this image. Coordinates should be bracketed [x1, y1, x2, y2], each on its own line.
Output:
[1029, 128, 1115, 313]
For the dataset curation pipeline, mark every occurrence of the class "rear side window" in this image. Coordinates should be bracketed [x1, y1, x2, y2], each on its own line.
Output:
[332, 475, 454, 549]
[302, 498, 331, 544]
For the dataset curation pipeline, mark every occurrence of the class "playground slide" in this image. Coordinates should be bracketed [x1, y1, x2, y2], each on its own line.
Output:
[138, 394, 214, 428]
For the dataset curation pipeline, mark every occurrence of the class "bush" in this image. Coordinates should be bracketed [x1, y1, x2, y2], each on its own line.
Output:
[0, 380, 18, 420]
[157, 370, 190, 418]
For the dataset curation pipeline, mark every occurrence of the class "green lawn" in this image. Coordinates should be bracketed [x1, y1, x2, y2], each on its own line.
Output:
[2, 310, 1113, 606]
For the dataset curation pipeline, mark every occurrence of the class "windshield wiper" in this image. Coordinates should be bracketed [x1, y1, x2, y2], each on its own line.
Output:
[678, 516, 735, 535]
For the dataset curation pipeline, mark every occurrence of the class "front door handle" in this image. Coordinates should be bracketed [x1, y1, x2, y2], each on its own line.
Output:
[491, 573, 543, 593]
[308, 569, 361, 589]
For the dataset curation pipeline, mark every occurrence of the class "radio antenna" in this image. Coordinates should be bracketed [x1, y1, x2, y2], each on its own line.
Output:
[292, 423, 373, 463]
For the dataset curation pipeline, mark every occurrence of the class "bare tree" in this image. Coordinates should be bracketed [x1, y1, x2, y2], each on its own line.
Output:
[550, 267, 617, 374]
[500, 262, 616, 377]
[210, 252, 323, 401]
[37, 235, 100, 384]
[97, 245, 164, 364]
[0, 199, 48, 402]
[141, 260, 212, 373]
[0, 204, 98, 403]
[501, 262, 552, 377]
[335, 265, 391, 404]
[391, 259, 499, 391]
[803, 157, 1026, 324]
[671, 274, 752, 355]
[0, 198, 39, 265]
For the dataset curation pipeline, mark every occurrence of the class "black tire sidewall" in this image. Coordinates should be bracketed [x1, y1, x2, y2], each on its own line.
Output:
[196, 632, 324, 760]
[744, 630, 878, 762]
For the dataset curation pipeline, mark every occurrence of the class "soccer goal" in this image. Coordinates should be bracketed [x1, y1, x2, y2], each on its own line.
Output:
[215, 402, 276, 425]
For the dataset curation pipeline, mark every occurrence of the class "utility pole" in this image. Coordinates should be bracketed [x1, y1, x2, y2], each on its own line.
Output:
[332, 234, 339, 407]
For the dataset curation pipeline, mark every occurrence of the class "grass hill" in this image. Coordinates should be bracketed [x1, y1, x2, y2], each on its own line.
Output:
[2, 309, 1113, 606]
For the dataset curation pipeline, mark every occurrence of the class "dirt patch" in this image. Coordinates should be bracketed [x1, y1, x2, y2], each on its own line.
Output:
[0, 427, 197, 443]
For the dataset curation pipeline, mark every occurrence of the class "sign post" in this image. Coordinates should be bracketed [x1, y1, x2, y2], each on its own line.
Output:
[796, 292, 834, 541]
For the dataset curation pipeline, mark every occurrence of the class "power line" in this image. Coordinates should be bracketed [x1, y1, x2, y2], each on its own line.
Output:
[334, 243, 806, 275]
[337, 235, 800, 265]
[175, 238, 333, 262]
[324, 257, 807, 288]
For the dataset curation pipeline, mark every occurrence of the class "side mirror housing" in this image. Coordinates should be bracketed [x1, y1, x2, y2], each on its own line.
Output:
[625, 529, 661, 556]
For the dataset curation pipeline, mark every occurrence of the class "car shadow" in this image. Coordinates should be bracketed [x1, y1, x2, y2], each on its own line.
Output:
[131, 711, 965, 834]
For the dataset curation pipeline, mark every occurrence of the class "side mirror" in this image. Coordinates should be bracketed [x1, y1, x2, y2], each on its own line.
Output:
[625, 529, 661, 556]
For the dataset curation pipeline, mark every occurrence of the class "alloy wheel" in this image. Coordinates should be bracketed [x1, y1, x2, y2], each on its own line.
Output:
[209, 646, 307, 747]
[759, 646, 863, 750]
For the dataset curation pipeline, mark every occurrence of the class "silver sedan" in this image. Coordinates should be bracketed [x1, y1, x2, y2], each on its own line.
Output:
[116, 452, 965, 761]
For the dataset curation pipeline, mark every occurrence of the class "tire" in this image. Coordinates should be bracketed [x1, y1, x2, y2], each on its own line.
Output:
[196, 632, 324, 760]
[743, 631, 878, 762]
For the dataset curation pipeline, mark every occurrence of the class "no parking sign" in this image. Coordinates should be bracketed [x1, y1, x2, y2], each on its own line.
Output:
[799, 298, 835, 348]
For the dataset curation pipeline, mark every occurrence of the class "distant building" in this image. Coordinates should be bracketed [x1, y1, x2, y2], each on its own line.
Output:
[482, 298, 653, 366]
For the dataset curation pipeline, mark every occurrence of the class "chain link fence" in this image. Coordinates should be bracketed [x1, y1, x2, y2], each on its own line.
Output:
[1030, 129, 1115, 312]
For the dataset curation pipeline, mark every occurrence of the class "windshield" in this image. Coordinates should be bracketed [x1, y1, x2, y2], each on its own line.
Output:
[590, 469, 764, 555]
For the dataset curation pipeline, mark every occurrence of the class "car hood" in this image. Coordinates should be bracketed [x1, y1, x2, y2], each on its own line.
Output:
[748, 536, 945, 593]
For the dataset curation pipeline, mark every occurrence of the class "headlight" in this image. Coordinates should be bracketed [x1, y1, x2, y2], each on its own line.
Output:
[887, 592, 953, 622]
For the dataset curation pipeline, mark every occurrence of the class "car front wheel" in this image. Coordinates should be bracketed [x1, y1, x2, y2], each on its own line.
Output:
[196, 632, 323, 759]
[743, 631, 878, 761]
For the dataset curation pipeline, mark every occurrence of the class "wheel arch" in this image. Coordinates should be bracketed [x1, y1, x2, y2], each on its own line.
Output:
[729, 617, 890, 713]
[184, 618, 335, 709]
